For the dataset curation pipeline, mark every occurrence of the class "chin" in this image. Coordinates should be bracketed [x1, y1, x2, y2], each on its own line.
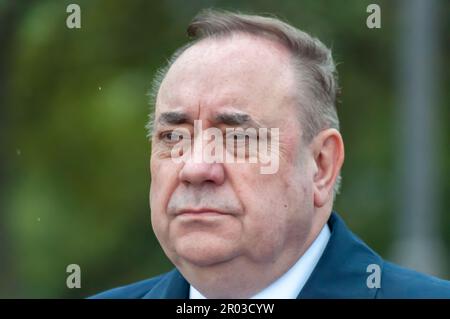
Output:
[173, 233, 239, 267]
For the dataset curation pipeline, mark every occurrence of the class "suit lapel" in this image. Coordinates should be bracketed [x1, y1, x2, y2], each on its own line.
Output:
[298, 213, 382, 298]
[142, 268, 190, 299]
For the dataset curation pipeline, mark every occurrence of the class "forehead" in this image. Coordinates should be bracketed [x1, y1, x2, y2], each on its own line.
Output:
[156, 33, 299, 123]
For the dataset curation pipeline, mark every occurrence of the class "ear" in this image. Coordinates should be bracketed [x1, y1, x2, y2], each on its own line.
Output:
[310, 128, 345, 207]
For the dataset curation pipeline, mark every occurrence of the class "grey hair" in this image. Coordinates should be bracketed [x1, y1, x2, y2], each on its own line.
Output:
[146, 9, 342, 196]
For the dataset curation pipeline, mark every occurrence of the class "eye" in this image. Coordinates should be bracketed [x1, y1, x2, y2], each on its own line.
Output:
[232, 133, 246, 141]
[160, 131, 184, 143]
[225, 131, 242, 141]
[225, 131, 257, 143]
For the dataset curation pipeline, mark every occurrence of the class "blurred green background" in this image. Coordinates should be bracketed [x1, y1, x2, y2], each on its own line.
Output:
[0, 0, 449, 298]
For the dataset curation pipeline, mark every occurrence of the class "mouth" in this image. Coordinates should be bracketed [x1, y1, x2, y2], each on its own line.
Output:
[175, 208, 229, 217]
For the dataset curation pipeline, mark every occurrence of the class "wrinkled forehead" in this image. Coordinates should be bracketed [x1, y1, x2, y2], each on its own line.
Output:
[155, 34, 299, 123]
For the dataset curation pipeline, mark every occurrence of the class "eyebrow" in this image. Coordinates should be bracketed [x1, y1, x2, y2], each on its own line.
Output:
[157, 111, 191, 126]
[154, 110, 263, 129]
[214, 112, 263, 128]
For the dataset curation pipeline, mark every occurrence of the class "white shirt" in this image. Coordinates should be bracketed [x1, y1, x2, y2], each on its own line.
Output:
[189, 223, 331, 299]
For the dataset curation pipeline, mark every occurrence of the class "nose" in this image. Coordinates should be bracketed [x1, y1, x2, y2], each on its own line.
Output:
[179, 162, 225, 185]
[178, 137, 225, 186]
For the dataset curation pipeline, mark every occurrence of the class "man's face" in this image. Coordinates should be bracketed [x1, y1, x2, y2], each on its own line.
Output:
[150, 34, 316, 270]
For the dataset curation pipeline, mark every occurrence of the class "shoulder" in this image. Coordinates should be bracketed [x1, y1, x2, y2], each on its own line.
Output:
[377, 261, 450, 298]
[88, 272, 168, 299]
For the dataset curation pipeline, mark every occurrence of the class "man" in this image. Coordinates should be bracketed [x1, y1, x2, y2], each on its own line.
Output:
[92, 9, 450, 298]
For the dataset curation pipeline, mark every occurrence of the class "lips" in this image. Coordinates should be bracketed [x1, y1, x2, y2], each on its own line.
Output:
[176, 208, 229, 216]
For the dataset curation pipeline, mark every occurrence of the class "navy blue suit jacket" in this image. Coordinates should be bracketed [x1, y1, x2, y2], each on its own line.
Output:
[91, 213, 450, 298]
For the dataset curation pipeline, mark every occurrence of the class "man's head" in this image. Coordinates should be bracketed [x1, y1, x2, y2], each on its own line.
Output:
[148, 10, 344, 298]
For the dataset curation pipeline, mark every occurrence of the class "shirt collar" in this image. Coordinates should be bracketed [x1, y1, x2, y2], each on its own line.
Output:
[189, 223, 331, 299]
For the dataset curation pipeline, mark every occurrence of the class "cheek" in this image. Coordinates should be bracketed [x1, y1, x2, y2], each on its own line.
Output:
[150, 156, 178, 205]
[227, 157, 312, 260]
[241, 201, 290, 261]
[228, 170, 284, 247]
[241, 184, 311, 262]
[149, 159, 162, 210]
[150, 157, 179, 243]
